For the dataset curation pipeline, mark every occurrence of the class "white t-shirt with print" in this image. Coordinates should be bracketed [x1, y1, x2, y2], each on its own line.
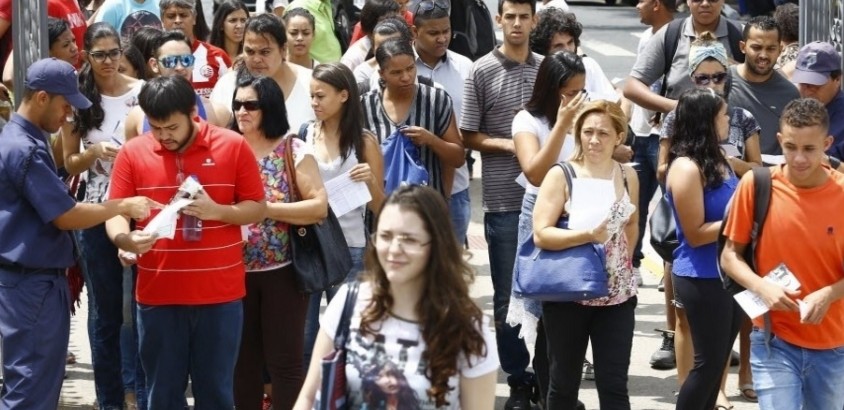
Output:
[320, 282, 499, 409]
[512, 109, 575, 195]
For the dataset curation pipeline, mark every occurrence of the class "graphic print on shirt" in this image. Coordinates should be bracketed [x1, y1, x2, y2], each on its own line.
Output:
[349, 333, 424, 410]
[120, 11, 162, 39]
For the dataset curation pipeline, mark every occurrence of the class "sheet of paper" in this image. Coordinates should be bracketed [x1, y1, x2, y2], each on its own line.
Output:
[567, 178, 615, 231]
[761, 154, 785, 165]
[515, 173, 528, 188]
[324, 171, 372, 217]
[721, 143, 741, 157]
[733, 263, 802, 319]
[142, 198, 193, 240]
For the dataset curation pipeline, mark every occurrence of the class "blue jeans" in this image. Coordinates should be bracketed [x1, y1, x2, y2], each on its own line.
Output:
[303, 246, 366, 366]
[485, 211, 531, 385]
[750, 329, 844, 409]
[449, 188, 471, 246]
[137, 300, 243, 409]
[76, 224, 126, 409]
[120, 267, 147, 409]
[0, 268, 69, 410]
[632, 135, 661, 268]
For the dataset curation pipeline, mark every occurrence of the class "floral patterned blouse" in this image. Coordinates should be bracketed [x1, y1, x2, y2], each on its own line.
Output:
[243, 138, 306, 271]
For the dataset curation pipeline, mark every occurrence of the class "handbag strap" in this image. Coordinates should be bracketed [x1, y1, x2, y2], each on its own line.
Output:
[335, 282, 360, 350]
[283, 134, 302, 202]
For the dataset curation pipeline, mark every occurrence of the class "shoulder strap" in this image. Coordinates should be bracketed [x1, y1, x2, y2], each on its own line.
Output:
[726, 21, 745, 64]
[284, 134, 301, 201]
[619, 163, 629, 193]
[558, 162, 576, 201]
[830, 156, 842, 170]
[748, 166, 773, 269]
[335, 282, 360, 349]
[297, 121, 310, 141]
[660, 18, 685, 99]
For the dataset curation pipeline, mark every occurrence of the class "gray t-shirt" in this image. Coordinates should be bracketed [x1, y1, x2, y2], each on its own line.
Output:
[728, 66, 800, 155]
[630, 17, 739, 101]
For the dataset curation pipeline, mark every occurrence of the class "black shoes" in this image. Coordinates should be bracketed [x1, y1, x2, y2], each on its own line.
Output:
[650, 328, 676, 370]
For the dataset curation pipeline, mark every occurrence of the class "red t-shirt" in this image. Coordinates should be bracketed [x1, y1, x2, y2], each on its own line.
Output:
[109, 121, 265, 305]
[192, 40, 232, 98]
[349, 10, 414, 44]
[0, 0, 87, 68]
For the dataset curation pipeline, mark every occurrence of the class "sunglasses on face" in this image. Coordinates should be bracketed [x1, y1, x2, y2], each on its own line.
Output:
[88, 48, 122, 63]
[232, 100, 261, 111]
[159, 54, 196, 69]
[414, 0, 449, 15]
[692, 72, 728, 86]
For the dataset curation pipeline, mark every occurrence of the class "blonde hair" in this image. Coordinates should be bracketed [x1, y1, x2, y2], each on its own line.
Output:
[570, 100, 628, 161]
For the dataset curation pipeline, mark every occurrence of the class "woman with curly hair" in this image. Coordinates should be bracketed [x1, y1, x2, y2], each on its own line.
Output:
[294, 185, 498, 409]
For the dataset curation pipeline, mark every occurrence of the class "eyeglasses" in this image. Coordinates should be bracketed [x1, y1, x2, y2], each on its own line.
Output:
[414, 0, 449, 16]
[691, 72, 728, 86]
[232, 100, 261, 111]
[690, 0, 719, 3]
[371, 232, 431, 253]
[158, 54, 196, 69]
[88, 48, 122, 63]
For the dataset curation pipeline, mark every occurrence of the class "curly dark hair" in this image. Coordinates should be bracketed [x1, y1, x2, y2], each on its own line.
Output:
[668, 88, 729, 188]
[360, 185, 487, 408]
[742, 15, 780, 42]
[773, 3, 799, 44]
[780, 98, 829, 131]
[530, 8, 581, 56]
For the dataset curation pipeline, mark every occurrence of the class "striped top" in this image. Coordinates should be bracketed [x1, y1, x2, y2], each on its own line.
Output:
[361, 83, 453, 195]
[109, 122, 265, 305]
[460, 48, 543, 212]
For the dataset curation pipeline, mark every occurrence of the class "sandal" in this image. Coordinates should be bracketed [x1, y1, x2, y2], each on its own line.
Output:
[739, 383, 758, 402]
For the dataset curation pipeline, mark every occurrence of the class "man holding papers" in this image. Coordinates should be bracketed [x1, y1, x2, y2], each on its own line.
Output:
[721, 98, 844, 410]
[105, 75, 266, 408]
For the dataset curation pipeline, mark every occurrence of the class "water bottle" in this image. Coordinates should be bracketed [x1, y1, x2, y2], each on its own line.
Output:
[182, 175, 202, 241]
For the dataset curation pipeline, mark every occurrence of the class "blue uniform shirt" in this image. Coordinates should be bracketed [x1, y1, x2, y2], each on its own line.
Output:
[0, 114, 76, 268]
[825, 91, 844, 160]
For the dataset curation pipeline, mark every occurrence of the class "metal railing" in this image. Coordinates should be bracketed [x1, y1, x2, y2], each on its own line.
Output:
[800, 0, 844, 75]
[12, 0, 48, 107]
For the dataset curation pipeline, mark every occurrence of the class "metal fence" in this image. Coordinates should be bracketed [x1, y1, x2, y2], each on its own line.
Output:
[12, 0, 49, 107]
[800, 0, 844, 75]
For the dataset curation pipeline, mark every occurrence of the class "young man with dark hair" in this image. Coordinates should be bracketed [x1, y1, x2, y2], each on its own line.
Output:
[730, 16, 799, 157]
[721, 98, 844, 410]
[411, 0, 474, 246]
[792, 42, 844, 160]
[160, 0, 231, 97]
[460, 0, 540, 407]
[106, 75, 266, 407]
[0, 58, 157, 409]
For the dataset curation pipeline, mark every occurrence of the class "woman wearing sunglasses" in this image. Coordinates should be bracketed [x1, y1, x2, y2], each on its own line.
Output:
[232, 74, 328, 409]
[59, 22, 146, 410]
[658, 34, 762, 410]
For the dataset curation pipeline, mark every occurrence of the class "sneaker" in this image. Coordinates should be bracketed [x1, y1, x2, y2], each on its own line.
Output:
[633, 267, 644, 286]
[650, 329, 676, 370]
[657, 276, 665, 292]
[504, 384, 533, 410]
[262, 394, 273, 410]
[582, 360, 595, 381]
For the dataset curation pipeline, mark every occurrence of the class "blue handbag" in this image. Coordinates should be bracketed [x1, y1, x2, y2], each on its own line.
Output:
[513, 163, 610, 302]
[382, 128, 429, 195]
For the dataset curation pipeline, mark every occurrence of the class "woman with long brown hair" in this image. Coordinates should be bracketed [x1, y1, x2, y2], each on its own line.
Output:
[294, 185, 498, 409]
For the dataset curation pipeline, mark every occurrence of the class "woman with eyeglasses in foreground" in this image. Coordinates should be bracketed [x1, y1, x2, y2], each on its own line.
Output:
[60, 22, 146, 409]
[656, 33, 763, 410]
[294, 185, 498, 410]
[232, 74, 328, 409]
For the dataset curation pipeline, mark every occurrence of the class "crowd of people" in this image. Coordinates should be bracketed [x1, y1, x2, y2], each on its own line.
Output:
[0, 0, 843, 409]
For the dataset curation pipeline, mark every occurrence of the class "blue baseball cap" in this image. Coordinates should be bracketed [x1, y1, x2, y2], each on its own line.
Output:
[793, 42, 842, 86]
[24, 58, 91, 109]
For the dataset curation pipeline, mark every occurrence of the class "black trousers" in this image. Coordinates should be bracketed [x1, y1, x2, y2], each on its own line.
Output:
[542, 297, 637, 410]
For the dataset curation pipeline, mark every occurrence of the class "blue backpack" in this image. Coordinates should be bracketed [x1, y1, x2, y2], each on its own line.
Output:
[382, 129, 428, 195]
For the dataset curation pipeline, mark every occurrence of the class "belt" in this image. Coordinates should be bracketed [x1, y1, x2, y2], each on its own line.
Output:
[0, 263, 62, 275]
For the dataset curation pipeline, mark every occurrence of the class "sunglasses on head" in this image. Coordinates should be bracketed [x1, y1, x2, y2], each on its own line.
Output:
[414, 0, 449, 15]
[692, 72, 728, 86]
[159, 54, 196, 69]
[232, 100, 261, 111]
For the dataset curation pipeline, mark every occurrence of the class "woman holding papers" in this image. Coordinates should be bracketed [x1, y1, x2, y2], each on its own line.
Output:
[232, 74, 328, 409]
[301, 62, 385, 365]
[532, 100, 639, 408]
[665, 88, 745, 410]
[60, 22, 146, 409]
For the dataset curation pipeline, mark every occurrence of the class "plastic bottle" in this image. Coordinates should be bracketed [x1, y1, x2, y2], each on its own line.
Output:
[182, 175, 202, 241]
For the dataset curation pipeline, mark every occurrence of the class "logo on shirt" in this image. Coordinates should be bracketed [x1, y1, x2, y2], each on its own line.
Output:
[201, 158, 216, 167]
[200, 65, 214, 80]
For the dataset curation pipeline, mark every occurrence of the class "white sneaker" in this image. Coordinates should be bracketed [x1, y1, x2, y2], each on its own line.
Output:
[633, 267, 644, 286]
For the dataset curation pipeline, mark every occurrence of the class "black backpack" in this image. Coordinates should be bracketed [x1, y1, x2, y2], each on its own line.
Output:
[716, 167, 772, 295]
[448, 0, 496, 61]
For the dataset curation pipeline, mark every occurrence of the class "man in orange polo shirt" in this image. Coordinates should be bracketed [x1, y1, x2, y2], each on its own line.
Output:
[721, 98, 844, 410]
[106, 75, 266, 407]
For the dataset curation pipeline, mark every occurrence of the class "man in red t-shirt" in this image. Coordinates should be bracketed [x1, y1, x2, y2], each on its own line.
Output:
[106, 75, 265, 407]
[160, 0, 232, 98]
[0, 0, 87, 69]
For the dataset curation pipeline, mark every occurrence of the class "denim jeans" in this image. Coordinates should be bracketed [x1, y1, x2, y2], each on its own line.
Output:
[632, 135, 661, 268]
[303, 247, 366, 367]
[137, 300, 243, 409]
[120, 267, 147, 410]
[0, 268, 69, 410]
[485, 211, 531, 385]
[750, 329, 844, 410]
[76, 224, 126, 409]
[449, 188, 471, 246]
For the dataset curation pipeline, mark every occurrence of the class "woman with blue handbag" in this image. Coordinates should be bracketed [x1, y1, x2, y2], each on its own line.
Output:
[532, 100, 639, 409]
